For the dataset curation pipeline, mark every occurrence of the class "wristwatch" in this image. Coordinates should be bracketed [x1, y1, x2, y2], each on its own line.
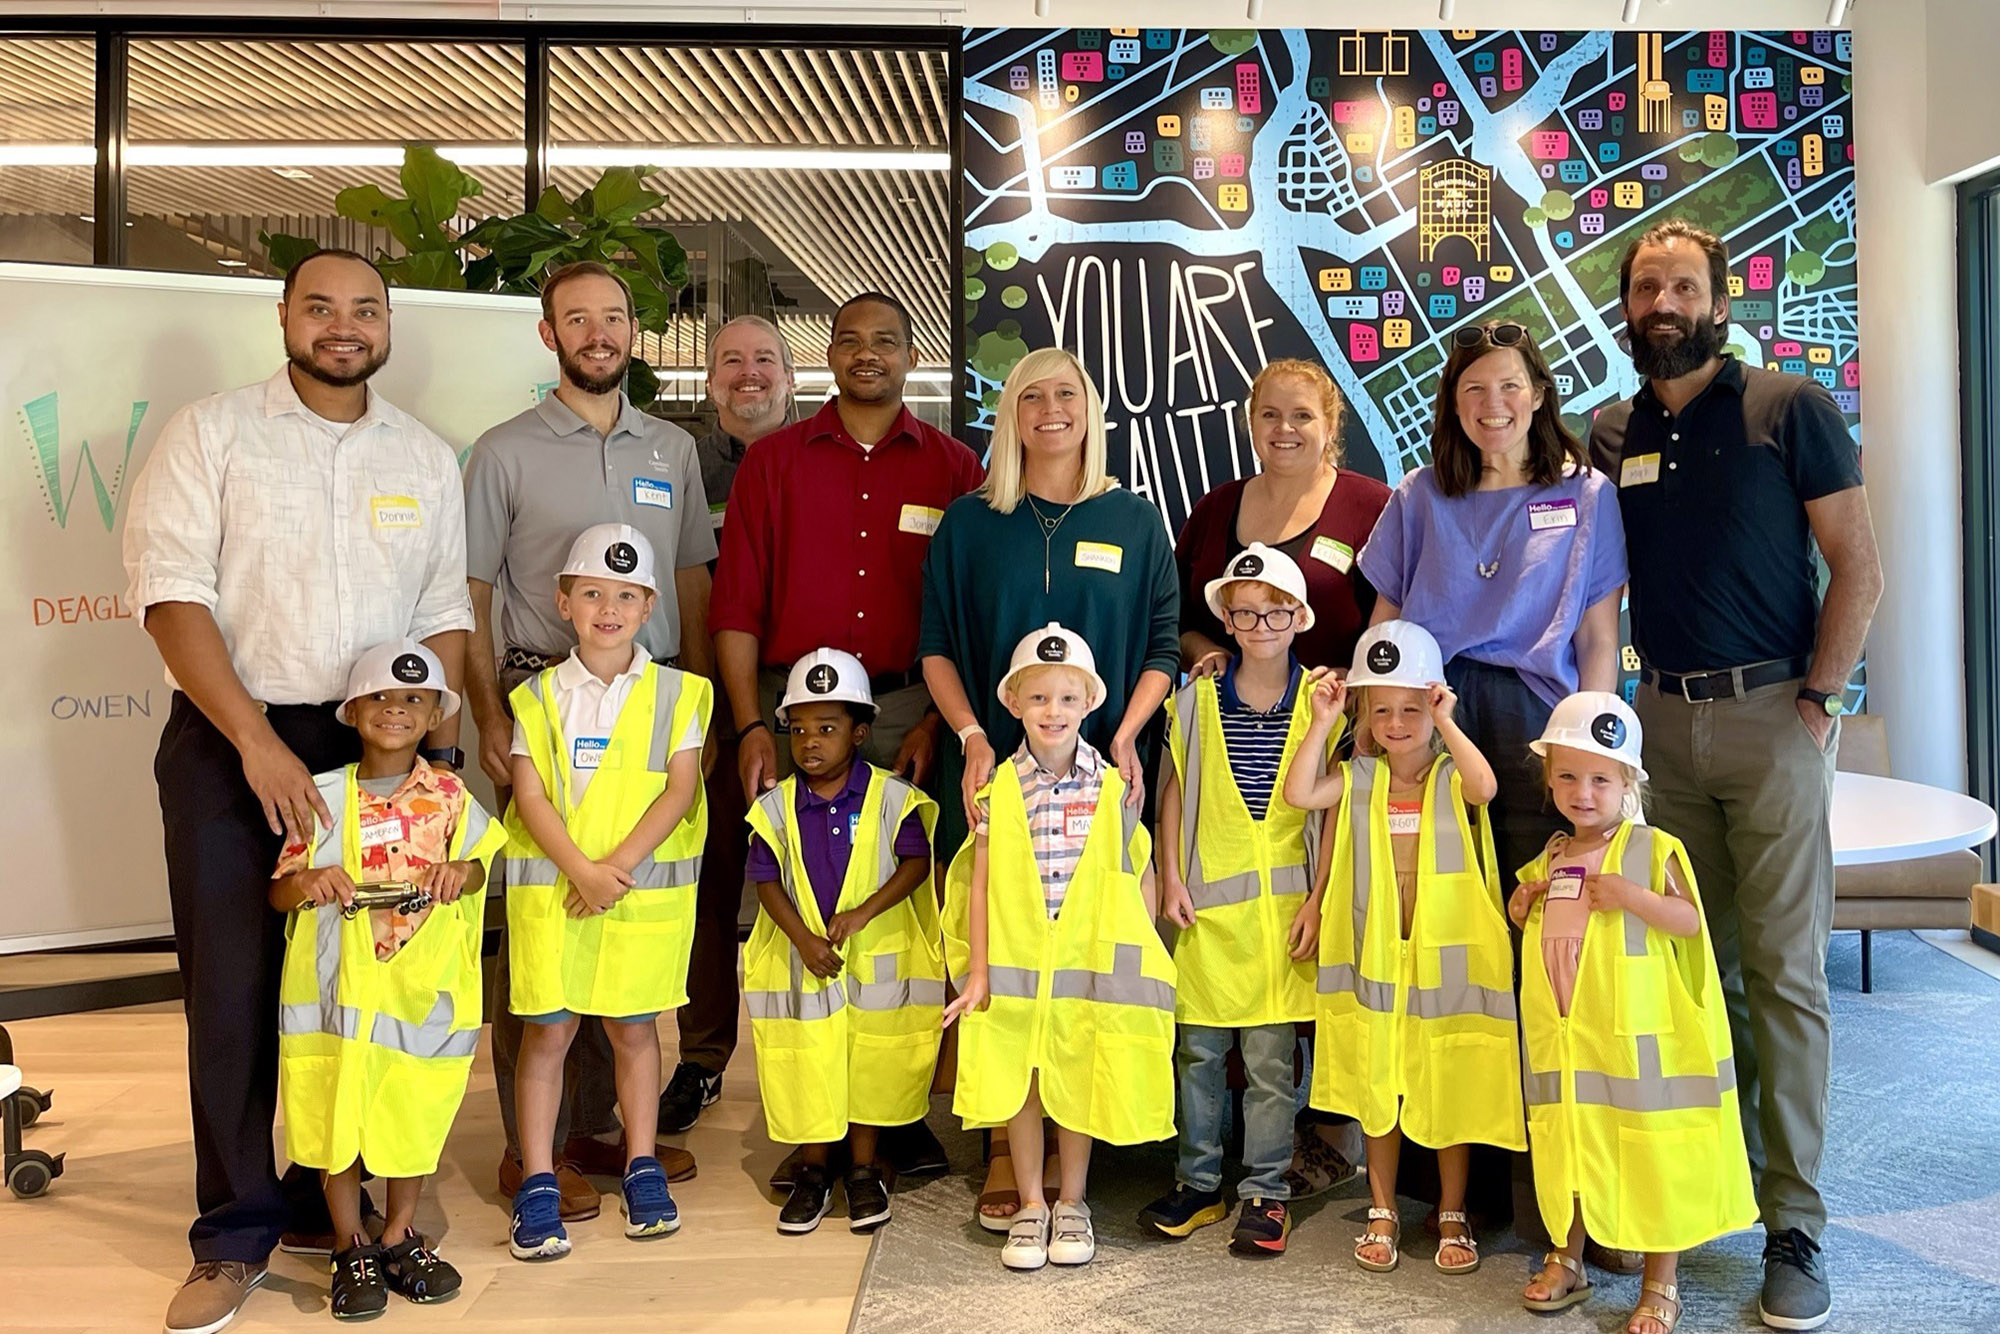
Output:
[1797, 688, 1844, 717]
[420, 746, 466, 769]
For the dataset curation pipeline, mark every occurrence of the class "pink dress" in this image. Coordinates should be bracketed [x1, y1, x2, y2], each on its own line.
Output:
[1539, 838, 1606, 1017]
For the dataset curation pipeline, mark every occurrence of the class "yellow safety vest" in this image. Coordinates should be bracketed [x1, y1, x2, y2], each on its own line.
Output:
[1165, 673, 1338, 1027]
[943, 763, 1175, 1144]
[744, 766, 941, 1144]
[278, 766, 505, 1178]
[500, 661, 712, 1017]
[1519, 821, 1757, 1252]
[1311, 755, 1525, 1150]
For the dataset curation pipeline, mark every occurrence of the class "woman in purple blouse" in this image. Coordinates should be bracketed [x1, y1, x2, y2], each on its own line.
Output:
[1358, 320, 1626, 888]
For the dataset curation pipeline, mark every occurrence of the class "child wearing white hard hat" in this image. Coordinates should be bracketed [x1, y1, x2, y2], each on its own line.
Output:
[1510, 693, 1754, 1328]
[1142, 544, 1330, 1256]
[268, 638, 506, 1316]
[1281, 619, 1521, 1276]
[942, 623, 1174, 1273]
[502, 521, 715, 1261]
[742, 648, 939, 1237]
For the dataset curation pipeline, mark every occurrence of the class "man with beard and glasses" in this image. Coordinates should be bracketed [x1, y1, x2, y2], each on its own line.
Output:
[463, 260, 716, 1214]
[124, 248, 475, 1334]
[655, 315, 796, 1138]
[711, 292, 983, 1183]
[1589, 220, 1881, 1333]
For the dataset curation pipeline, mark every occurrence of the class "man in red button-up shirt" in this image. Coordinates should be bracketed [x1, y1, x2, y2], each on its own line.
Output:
[711, 292, 984, 801]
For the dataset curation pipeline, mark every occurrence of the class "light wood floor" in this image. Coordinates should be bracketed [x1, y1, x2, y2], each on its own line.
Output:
[0, 989, 870, 1333]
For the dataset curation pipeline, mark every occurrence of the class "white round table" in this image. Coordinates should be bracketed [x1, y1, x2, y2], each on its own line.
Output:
[1831, 772, 1998, 866]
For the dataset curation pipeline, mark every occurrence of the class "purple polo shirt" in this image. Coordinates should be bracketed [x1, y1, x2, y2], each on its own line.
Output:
[747, 762, 930, 921]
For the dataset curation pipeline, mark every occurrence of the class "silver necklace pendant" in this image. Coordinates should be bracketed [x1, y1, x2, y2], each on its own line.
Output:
[1477, 560, 1501, 579]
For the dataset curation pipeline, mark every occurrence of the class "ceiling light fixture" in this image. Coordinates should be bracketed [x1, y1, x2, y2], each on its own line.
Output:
[217, 258, 248, 267]
[1827, 0, 1851, 23]
[0, 142, 950, 173]
[1440, 0, 1456, 20]
[1622, 0, 1643, 21]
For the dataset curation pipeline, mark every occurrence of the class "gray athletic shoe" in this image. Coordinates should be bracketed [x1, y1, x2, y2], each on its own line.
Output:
[1759, 1228, 1832, 1331]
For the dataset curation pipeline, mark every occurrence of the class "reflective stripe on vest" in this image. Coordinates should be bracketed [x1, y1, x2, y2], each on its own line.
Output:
[1320, 756, 1514, 1022]
[1172, 686, 1316, 909]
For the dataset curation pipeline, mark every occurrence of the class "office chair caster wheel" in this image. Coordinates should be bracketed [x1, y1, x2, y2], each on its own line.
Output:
[7, 1148, 63, 1199]
[11, 1087, 50, 1129]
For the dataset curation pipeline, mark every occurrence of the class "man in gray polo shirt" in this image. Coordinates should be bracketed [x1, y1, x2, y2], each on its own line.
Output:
[658, 314, 795, 1137]
[464, 261, 716, 1212]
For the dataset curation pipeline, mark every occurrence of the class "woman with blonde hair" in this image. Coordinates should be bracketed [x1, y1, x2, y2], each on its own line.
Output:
[1175, 359, 1391, 679]
[919, 347, 1180, 1228]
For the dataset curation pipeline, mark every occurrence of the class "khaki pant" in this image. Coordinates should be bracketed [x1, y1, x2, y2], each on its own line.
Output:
[1634, 673, 1838, 1238]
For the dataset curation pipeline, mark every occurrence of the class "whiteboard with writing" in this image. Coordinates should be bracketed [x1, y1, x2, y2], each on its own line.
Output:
[1, 262, 548, 953]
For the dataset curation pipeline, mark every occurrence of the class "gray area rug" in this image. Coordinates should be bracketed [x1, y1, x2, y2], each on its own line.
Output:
[853, 931, 2000, 1333]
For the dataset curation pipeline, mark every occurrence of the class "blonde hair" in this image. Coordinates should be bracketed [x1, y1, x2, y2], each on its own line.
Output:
[1003, 662, 1098, 706]
[1352, 684, 1445, 759]
[1539, 749, 1648, 823]
[980, 348, 1117, 514]
[1247, 358, 1347, 466]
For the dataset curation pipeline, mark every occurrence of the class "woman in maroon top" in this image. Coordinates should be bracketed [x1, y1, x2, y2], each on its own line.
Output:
[1176, 359, 1391, 675]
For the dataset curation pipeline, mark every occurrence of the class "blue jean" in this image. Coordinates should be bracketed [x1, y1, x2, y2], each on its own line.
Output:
[1176, 1023, 1295, 1201]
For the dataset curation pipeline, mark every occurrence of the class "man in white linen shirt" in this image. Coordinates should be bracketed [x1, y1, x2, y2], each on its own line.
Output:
[123, 248, 475, 1334]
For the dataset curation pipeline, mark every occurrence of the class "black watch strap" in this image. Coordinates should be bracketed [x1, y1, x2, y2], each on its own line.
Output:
[738, 718, 770, 738]
[1796, 688, 1832, 705]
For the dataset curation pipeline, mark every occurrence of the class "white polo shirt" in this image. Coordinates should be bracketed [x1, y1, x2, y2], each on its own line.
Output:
[512, 645, 702, 802]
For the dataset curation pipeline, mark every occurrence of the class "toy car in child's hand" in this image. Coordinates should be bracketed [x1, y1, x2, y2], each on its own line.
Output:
[304, 880, 434, 919]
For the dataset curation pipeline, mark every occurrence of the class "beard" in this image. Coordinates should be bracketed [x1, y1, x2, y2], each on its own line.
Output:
[560, 341, 630, 395]
[1628, 311, 1725, 381]
[723, 385, 786, 428]
[286, 336, 389, 388]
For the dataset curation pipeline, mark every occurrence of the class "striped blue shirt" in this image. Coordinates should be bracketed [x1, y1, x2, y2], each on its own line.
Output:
[1216, 659, 1304, 820]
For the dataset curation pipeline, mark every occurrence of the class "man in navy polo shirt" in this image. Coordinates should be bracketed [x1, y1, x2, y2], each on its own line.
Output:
[1590, 220, 1881, 1333]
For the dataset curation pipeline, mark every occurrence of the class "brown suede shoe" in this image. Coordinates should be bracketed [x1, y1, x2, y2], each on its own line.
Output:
[164, 1259, 266, 1334]
[562, 1134, 697, 1183]
[498, 1151, 601, 1221]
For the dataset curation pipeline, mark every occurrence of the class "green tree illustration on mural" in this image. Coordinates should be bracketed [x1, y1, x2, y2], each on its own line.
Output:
[1786, 251, 1827, 286]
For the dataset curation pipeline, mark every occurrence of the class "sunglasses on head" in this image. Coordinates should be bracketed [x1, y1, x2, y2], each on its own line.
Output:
[1452, 322, 1530, 350]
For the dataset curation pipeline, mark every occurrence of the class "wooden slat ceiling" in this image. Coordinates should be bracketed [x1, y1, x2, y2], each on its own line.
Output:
[0, 36, 951, 361]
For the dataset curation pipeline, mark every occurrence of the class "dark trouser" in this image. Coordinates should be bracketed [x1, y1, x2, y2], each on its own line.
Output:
[1437, 657, 1559, 1230]
[1635, 674, 1836, 1238]
[676, 729, 747, 1075]
[489, 659, 619, 1157]
[158, 692, 360, 1263]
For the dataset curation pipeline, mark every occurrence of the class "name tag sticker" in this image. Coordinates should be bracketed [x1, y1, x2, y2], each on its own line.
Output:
[899, 504, 943, 536]
[849, 812, 862, 841]
[1620, 453, 1662, 488]
[1386, 808, 1422, 837]
[1064, 804, 1094, 839]
[1548, 864, 1587, 901]
[370, 495, 421, 529]
[1527, 499, 1578, 531]
[1074, 540, 1124, 573]
[633, 477, 674, 510]
[1309, 535, 1355, 573]
[573, 736, 609, 770]
[358, 812, 405, 850]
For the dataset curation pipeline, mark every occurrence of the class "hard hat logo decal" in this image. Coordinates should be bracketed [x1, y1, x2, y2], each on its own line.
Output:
[605, 541, 639, 574]
[1366, 641, 1400, 674]
[1037, 635, 1068, 662]
[806, 664, 837, 694]
[391, 653, 428, 684]
[1234, 553, 1264, 577]
[1590, 713, 1627, 750]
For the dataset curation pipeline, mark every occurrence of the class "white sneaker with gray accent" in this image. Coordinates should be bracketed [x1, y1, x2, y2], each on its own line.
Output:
[1001, 1202, 1050, 1271]
[1048, 1200, 1096, 1266]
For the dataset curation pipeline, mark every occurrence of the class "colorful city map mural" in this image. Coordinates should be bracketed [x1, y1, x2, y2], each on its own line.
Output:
[961, 27, 1860, 537]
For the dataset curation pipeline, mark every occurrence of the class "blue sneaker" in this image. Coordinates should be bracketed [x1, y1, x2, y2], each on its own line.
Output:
[509, 1173, 571, 1261]
[623, 1156, 681, 1239]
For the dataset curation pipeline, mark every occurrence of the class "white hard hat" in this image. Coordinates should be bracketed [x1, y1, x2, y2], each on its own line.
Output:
[997, 622, 1106, 711]
[777, 648, 875, 724]
[1530, 691, 1648, 781]
[1347, 620, 1444, 691]
[559, 522, 658, 593]
[1203, 542, 1317, 632]
[338, 638, 461, 725]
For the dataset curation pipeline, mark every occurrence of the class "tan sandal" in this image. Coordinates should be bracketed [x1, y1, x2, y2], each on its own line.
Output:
[1522, 1250, 1593, 1312]
[975, 1139, 1059, 1233]
[1434, 1208, 1480, 1274]
[1353, 1206, 1400, 1272]
[1628, 1278, 1680, 1334]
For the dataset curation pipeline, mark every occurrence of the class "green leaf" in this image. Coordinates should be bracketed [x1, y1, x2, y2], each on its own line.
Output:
[587, 167, 646, 220]
[463, 253, 500, 292]
[624, 357, 660, 410]
[609, 224, 664, 280]
[399, 249, 468, 290]
[336, 185, 424, 250]
[534, 186, 576, 223]
[257, 230, 323, 273]
[401, 144, 482, 234]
